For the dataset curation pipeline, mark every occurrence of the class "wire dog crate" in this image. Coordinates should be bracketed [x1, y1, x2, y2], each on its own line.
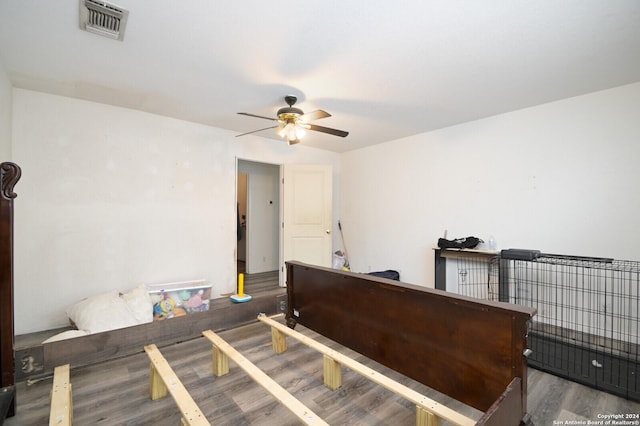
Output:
[434, 248, 640, 401]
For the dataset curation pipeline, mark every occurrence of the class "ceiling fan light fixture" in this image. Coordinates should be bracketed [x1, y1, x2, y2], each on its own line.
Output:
[277, 120, 305, 143]
[237, 95, 348, 144]
[276, 121, 290, 138]
[293, 125, 306, 140]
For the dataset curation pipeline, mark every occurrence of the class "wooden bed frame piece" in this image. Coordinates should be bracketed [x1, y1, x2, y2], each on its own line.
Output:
[285, 261, 536, 426]
[202, 330, 329, 426]
[144, 344, 210, 426]
[0, 162, 21, 419]
[258, 313, 476, 426]
[49, 364, 72, 426]
[30, 290, 283, 377]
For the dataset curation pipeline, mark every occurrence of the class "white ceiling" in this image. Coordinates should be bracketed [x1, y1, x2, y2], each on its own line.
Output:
[1, 1, 639, 153]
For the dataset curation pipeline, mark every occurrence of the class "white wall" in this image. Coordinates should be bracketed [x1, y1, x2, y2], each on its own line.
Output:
[340, 82, 640, 287]
[12, 89, 341, 333]
[0, 61, 11, 160]
[13, 82, 639, 333]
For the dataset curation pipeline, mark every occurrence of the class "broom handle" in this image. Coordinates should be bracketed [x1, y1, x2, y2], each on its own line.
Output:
[338, 221, 349, 265]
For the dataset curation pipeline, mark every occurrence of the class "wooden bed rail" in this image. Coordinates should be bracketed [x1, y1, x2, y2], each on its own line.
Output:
[201, 330, 328, 426]
[49, 364, 72, 426]
[144, 344, 210, 426]
[258, 314, 476, 426]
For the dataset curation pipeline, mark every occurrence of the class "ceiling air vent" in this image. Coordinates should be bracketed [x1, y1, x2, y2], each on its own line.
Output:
[79, 0, 129, 41]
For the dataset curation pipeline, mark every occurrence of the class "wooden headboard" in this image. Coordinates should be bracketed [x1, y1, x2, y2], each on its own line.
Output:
[1, 162, 21, 417]
[285, 261, 536, 422]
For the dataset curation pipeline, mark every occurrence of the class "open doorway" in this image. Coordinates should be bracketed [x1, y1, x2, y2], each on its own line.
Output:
[237, 160, 280, 282]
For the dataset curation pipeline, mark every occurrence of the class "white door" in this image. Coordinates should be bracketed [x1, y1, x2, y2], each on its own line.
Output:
[281, 164, 333, 286]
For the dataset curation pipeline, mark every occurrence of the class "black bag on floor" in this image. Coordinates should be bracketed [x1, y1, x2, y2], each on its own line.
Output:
[367, 270, 400, 281]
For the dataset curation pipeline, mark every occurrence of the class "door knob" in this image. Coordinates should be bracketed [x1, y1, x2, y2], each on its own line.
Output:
[326, 229, 331, 234]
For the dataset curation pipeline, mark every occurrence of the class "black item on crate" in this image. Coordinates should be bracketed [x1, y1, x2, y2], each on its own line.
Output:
[500, 248, 541, 261]
[437, 236, 482, 250]
[367, 270, 400, 281]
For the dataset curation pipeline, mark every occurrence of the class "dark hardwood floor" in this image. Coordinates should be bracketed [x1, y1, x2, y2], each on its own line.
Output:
[5, 315, 640, 425]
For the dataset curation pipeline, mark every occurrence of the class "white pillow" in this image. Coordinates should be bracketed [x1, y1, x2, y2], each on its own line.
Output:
[66, 290, 139, 334]
[42, 329, 89, 344]
[121, 284, 153, 324]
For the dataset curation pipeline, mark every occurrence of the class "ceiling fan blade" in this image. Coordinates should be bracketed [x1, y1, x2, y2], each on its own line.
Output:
[236, 125, 278, 137]
[307, 124, 349, 138]
[300, 109, 331, 121]
[237, 112, 278, 121]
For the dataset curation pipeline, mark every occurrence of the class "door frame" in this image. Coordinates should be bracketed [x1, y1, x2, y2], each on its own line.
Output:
[236, 159, 334, 289]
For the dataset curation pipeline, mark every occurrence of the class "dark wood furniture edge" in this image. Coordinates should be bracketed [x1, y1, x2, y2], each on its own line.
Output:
[0, 162, 21, 419]
[475, 377, 524, 426]
[285, 265, 297, 328]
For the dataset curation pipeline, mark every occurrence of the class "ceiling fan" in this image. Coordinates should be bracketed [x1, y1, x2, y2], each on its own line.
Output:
[237, 95, 349, 145]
